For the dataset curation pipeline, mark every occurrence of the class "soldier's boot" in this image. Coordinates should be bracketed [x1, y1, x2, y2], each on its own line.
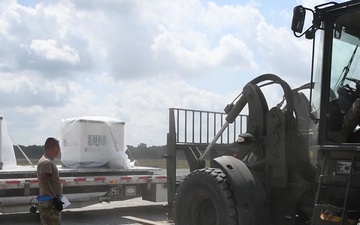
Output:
[327, 99, 360, 143]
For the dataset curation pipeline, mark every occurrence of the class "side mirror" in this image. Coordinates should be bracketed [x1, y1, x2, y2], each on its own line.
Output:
[291, 5, 306, 33]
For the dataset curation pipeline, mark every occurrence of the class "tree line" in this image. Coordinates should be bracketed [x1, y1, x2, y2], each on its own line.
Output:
[14, 143, 173, 160]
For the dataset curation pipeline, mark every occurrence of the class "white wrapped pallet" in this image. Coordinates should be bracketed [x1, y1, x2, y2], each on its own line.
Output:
[60, 116, 132, 169]
[0, 116, 17, 169]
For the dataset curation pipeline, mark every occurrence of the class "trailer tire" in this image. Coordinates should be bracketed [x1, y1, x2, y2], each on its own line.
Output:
[173, 168, 238, 225]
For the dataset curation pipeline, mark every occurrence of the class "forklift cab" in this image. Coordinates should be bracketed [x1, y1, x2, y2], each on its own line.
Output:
[321, 22, 360, 143]
[293, 1, 360, 145]
[293, 2, 360, 224]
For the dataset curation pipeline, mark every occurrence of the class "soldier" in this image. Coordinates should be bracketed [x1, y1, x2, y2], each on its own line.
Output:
[327, 79, 360, 143]
[36, 137, 63, 225]
[328, 98, 360, 143]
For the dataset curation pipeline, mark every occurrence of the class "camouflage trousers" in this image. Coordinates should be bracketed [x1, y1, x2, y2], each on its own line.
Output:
[342, 98, 360, 131]
[38, 201, 61, 225]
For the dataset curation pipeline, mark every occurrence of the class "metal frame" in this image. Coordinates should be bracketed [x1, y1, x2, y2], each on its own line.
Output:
[166, 107, 248, 220]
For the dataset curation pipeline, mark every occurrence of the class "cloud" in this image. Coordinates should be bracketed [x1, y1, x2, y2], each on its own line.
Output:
[98, 75, 230, 146]
[30, 39, 80, 64]
[3, 74, 231, 146]
[0, 1, 93, 77]
[0, 0, 266, 80]
[0, 0, 316, 147]
[0, 72, 69, 108]
[256, 20, 312, 84]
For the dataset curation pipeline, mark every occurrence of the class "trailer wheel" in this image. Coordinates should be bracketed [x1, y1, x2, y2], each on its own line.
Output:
[174, 168, 238, 225]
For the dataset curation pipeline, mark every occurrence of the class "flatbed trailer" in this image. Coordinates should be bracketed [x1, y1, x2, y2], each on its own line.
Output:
[0, 116, 167, 214]
[0, 165, 167, 214]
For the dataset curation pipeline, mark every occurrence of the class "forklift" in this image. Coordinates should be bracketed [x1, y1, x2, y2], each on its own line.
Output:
[166, 1, 360, 225]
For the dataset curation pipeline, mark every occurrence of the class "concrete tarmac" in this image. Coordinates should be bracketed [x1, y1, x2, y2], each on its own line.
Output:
[0, 198, 172, 225]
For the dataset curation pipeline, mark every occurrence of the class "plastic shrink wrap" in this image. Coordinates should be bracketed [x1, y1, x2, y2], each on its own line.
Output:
[60, 116, 132, 169]
[0, 116, 17, 169]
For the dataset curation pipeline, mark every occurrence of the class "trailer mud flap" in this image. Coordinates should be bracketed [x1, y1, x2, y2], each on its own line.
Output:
[213, 155, 268, 225]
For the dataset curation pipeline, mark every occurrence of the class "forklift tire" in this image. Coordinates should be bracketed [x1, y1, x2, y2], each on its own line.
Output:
[173, 168, 238, 225]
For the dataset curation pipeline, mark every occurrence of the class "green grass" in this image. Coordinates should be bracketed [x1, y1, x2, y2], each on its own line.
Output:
[16, 158, 61, 166]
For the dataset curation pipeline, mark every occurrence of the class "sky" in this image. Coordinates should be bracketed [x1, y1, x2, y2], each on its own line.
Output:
[0, 0, 346, 147]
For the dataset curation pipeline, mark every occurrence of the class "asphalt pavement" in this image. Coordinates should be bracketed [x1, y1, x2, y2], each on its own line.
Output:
[0, 198, 172, 225]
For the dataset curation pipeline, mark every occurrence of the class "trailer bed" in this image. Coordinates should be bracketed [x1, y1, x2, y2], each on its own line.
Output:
[0, 165, 161, 179]
[0, 165, 167, 214]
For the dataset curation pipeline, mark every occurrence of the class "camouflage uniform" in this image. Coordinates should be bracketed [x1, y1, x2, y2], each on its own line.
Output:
[37, 144, 63, 224]
[328, 98, 360, 142]
[38, 200, 61, 225]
